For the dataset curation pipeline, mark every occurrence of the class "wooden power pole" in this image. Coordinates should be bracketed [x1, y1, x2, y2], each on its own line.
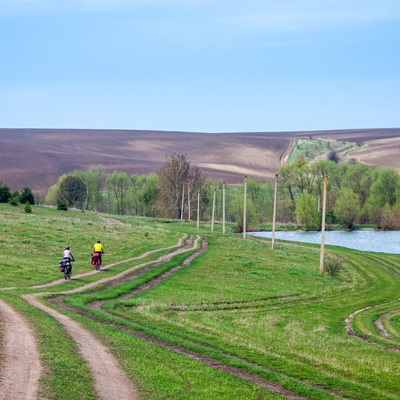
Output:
[320, 174, 328, 274]
[272, 174, 278, 249]
[243, 176, 247, 239]
[222, 182, 226, 235]
[187, 184, 191, 220]
[197, 189, 200, 229]
[180, 184, 185, 220]
[211, 188, 216, 232]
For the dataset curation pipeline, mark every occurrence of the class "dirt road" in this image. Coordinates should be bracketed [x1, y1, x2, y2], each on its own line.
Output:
[0, 234, 190, 399]
[0, 298, 42, 400]
[22, 294, 138, 400]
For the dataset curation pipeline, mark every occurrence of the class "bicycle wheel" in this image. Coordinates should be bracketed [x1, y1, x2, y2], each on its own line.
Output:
[64, 267, 72, 279]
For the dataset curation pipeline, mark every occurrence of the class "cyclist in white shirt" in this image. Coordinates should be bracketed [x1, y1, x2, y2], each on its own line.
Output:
[63, 245, 75, 269]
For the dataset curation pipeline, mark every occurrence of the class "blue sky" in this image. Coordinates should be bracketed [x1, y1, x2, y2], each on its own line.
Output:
[1, 1, 399, 132]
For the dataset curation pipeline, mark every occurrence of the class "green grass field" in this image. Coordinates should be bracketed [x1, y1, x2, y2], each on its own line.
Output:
[1, 203, 400, 399]
[288, 138, 367, 163]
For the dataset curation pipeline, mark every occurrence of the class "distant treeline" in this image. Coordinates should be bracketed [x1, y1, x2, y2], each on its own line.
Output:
[2, 153, 400, 230]
[43, 154, 274, 229]
[0, 184, 35, 206]
[278, 158, 400, 230]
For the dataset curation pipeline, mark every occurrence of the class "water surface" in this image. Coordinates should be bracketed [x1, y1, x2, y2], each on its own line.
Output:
[248, 230, 400, 254]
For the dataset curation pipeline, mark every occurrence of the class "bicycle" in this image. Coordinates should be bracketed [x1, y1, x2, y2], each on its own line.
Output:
[59, 258, 72, 279]
[91, 252, 102, 271]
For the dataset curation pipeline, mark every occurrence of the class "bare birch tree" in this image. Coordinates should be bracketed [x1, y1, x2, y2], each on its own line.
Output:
[158, 153, 203, 219]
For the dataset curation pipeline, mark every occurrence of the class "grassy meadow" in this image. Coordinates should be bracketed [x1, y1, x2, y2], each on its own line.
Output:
[288, 138, 367, 163]
[1, 203, 400, 399]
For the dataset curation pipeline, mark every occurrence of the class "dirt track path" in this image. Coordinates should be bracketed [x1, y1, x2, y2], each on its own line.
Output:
[22, 294, 138, 400]
[0, 298, 42, 400]
[280, 138, 295, 165]
[30, 234, 187, 290]
[1, 232, 310, 399]
[0, 234, 188, 400]
[344, 255, 400, 352]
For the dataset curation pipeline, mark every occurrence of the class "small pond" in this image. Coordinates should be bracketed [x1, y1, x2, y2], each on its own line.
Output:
[247, 230, 400, 254]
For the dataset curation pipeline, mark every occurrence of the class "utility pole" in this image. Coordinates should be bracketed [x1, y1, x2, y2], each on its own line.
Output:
[222, 182, 226, 235]
[187, 184, 191, 220]
[243, 176, 247, 239]
[211, 188, 216, 231]
[272, 174, 278, 249]
[320, 174, 328, 274]
[180, 184, 185, 220]
[197, 189, 200, 229]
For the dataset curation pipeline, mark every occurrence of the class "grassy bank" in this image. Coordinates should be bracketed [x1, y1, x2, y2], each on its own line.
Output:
[1, 203, 400, 399]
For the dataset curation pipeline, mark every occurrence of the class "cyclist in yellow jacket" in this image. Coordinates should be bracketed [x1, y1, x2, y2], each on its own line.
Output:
[93, 240, 104, 264]
[93, 240, 104, 253]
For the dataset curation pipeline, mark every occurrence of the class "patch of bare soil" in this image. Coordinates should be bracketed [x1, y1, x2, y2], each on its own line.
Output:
[97, 215, 128, 225]
[375, 314, 390, 337]
[0, 298, 42, 400]
[280, 139, 295, 165]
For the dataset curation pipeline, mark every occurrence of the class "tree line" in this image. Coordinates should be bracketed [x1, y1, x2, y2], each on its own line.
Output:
[2, 153, 400, 231]
[0, 183, 35, 206]
[40, 153, 274, 229]
[278, 157, 400, 230]
[45, 154, 207, 219]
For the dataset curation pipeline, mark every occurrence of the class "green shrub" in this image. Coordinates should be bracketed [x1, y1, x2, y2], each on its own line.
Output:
[20, 187, 35, 205]
[9, 192, 19, 206]
[324, 255, 343, 277]
[0, 181, 11, 202]
[57, 197, 68, 211]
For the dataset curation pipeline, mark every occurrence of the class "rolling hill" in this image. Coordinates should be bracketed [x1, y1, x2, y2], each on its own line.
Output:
[1, 127, 400, 195]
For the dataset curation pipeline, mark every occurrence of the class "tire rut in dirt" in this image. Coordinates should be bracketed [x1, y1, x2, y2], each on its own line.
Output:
[0, 298, 42, 400]
[49, 294, 310, 400]
[22, 294, 139, 400]
[344, 254, 400, 352]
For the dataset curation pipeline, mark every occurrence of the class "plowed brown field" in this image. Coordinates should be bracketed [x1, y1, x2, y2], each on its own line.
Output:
[1, 127, 400, 195]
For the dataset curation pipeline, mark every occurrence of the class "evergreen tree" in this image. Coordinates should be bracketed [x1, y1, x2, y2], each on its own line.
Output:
[0, 181, 11, 203]
[24, 202, 32, 213]
[20, 187, 35, 205]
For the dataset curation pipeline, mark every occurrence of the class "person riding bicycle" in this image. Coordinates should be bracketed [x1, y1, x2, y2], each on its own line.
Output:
[63, 245, 75, 271]
[92, 240, 104, 265]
